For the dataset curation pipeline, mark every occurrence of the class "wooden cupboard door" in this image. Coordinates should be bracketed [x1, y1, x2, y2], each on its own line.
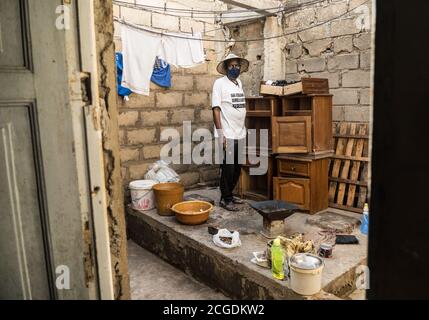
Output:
[274, 177, 310, 210]
[272, 116, 311, 153]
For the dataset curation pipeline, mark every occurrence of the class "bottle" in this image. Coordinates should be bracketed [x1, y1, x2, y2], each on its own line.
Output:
[360, 203, 369, 235]
[271, 238, 285, 280]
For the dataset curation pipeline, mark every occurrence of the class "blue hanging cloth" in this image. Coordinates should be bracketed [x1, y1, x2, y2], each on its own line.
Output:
[116, 52, 133, 97]
[151, 57, 171, 88]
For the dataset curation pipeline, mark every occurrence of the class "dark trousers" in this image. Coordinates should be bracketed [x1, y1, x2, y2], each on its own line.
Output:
[220, 139, 243, 203]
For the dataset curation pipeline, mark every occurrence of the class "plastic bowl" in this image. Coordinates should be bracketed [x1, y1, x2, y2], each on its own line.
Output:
[171, 200, 213, 225]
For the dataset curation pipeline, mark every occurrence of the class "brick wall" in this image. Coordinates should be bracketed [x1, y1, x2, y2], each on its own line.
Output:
[113, 2, 223, 193]
[282, 0, 373, 122]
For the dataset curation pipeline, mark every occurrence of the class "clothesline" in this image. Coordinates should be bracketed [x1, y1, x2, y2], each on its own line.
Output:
[114, 0, 370, 43]
[112, 0, 325, 18]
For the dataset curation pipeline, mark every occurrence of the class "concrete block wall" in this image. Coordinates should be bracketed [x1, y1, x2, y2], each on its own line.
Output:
[113, 2, 223, 193]
[281, 0, 373, 122]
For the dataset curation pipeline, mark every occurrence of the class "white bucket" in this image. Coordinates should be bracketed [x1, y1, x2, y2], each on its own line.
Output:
[289, 254, 324, 296]
[129, 180, 158, 211]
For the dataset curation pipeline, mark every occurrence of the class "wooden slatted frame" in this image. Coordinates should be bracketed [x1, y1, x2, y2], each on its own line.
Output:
[328, 122, 369, 213]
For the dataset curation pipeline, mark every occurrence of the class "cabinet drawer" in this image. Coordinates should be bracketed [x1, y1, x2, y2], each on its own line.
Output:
[278, 159, 310, 177]
[273, 177, 310, 211]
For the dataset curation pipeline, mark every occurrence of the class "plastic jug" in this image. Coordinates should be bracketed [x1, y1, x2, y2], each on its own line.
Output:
[271, 238, 285, 280]
[360, 203, 369, 235]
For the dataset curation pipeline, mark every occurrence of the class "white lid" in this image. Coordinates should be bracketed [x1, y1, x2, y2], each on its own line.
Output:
[129, 180, 158, 190]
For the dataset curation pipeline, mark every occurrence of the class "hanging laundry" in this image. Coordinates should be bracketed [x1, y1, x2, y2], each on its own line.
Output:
[120, 22, 205, 96]
[121, 24, 162, 96]
[151, 57, 171, 88]
[158, 31, 205, 68]
[115, 52, 133, 98]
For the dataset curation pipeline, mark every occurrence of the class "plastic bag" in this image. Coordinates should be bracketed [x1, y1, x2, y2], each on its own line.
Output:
[213, 229, 241, 249]
[144, 160, 180, 183]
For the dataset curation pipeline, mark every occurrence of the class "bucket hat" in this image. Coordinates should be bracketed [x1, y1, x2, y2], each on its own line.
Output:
[216, 53, 249, 75]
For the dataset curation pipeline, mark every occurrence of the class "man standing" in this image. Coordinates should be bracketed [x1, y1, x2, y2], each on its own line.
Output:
[212, 53, 249, 211]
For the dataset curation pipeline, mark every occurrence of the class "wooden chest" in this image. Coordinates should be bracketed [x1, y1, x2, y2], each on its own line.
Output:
[274, 154, 330, 214]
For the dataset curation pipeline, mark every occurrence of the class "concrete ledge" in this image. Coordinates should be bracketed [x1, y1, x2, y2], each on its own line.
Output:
[127, 189, 367, 300]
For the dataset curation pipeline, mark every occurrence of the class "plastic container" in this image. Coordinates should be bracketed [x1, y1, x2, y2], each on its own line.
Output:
[171, 200, 213, 225]
[152, 182, 184, 216]
[271, 238, 285, 280]
[360, 203, 369, 235]
[129, 180, 158, 211]
[290, 253, 324, 296]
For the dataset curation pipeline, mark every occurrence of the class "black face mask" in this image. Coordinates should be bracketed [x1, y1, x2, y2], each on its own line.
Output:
[227, 67, 240, 79]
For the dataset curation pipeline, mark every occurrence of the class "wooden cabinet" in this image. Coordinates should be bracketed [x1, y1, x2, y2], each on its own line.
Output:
[274, 154, 330, 214]
[272, 94, 333, 154]
[245, 97, 281, 152]
[238, 153, 275, 201]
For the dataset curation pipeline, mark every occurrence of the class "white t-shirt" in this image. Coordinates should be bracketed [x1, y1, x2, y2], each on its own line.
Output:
[211, 76, 247, 140]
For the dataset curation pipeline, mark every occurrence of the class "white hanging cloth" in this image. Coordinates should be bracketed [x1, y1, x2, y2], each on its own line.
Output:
[120, 23, 205, 96]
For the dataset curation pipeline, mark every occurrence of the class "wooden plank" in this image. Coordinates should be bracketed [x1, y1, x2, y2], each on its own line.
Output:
[329, 177, 367, 187]
[357, 161, 369, 208]
[333, 134, 369, 139]
[328, 122, 348, 201]
[336, 123, 357, 204]
[332, 155, 370, 162]
[346, 124, 367, 206]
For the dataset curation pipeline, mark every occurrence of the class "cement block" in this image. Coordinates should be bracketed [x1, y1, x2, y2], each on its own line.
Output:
[285, 43, 303, 59]
[285, 60, 298, 74]
[303, 39, 333, 57]
[316, 2, 348, 21]
[353, 33, 372, 50]
[184, 63, 208, 75]
[360, 50, 371, 70]
[119, 111, 139, 127]
[171, 109, 195, 124]
[327, 54, 359, 71]
[344, 105, 370, 121]
[185, 92, 208, 107]
[334, 36, 353, 54]
[143, 144, 163, 160]
[141, 110, 169, 126]
[331, 18, 361, 37]
[120, 147, 140, 163]
[298, 57, 326, 72]
[125, 94, 155, 108]
[127, 128, 156, 145]
[180, 17, 204, 34]
[331, 88, 359, 105]
[298, 24, 330, 42]
[342, 70, 371, 87]
[120, 7, 151, 26]
[332, 105, 345, 121]
[156, 92, 183, 108]
[171, 75, 194, 91]
[196, 76, 217, 91]
[152, 13, 179, 31]
[359, 88, 371, 105]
